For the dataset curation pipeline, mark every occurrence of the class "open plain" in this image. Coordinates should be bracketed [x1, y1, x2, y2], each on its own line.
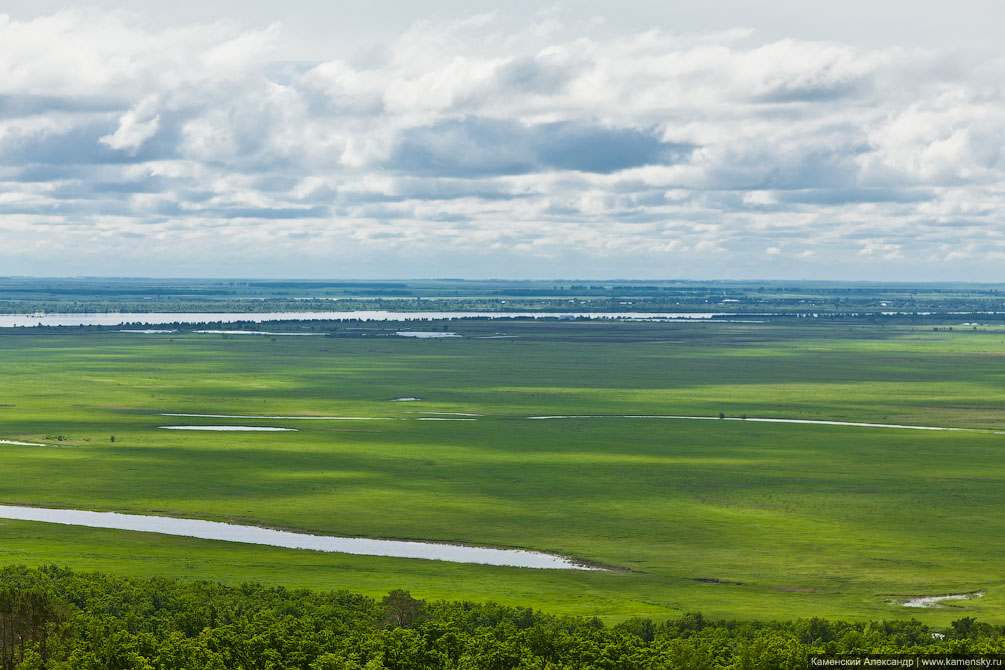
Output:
[1, 319, 1003, 624]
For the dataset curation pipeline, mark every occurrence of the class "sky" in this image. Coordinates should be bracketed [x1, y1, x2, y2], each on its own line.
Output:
[2, 1, 1004, 280]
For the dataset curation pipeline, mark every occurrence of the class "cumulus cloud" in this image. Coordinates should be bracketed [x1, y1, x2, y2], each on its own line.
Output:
[0, 9, 1004, 279]
[100, 96, 161, 153]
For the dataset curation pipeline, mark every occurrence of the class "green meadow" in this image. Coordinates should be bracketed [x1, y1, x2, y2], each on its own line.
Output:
[0, 320, 1003, 624]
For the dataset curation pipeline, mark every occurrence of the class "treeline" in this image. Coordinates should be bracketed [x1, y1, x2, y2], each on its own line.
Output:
[0, 566, 1002, 669]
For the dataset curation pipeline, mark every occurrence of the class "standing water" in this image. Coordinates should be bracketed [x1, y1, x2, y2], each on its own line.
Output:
[0, 505, 601, 570]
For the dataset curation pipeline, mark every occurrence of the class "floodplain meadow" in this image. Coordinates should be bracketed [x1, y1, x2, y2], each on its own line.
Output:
[0, 319, 1002, 623]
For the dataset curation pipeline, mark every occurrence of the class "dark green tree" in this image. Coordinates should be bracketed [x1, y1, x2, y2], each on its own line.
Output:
[380, 590, 426, 629]
[0, 587, 67, 670]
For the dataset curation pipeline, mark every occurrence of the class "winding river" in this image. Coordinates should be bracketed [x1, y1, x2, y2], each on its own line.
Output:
[0, 505, 598, 570]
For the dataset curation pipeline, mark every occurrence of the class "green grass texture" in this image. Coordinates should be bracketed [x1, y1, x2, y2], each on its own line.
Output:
[0, 320, 1003, 623]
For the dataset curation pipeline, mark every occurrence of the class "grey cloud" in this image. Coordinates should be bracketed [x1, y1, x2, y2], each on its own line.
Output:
[604, 210, 679, 224]
[390, 117, 695, 176]
[295, 185, 339, 204]
[412, 190, 530, 202]
[9, 165, 89, 182]
[0, 121, 131, 166]
[172, 189, 216, 204]
[538, 122, 694, 173]
[542, 204, 580, 217]
[625, 191, 673, 207]
[336, 192, 408, 205]
[495, 55, 578, 94]
[0, 118, 184, 166]
[386, 177, 537, 201]
[191, 206, 333, 219]
[907, 218, 997, 230]
[705, 145, 865, 191]
[334, 189, 527, 206]
[0, 94, 121, 118]
[251, 176, 305, 192]
[775, 187, 934, 205]
[264, 61, 323, 85]
[0, 199, 134, 217]
[754, 78, 867, 103]
[46, 177, 172, 200]
[427, 212, 470, 223]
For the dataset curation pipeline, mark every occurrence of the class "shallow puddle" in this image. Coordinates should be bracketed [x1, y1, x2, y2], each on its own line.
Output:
[0, 505, 598, 570]
[903, 592, 985, 608]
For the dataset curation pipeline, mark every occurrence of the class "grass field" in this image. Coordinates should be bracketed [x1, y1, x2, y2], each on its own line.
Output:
[1, 320, 1003, 624]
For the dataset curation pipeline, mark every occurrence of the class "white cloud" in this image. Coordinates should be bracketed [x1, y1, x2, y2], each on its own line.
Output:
[1, 9, 1004, 279]
[202, 22, 280, 74]
[100, 96, 161, 153]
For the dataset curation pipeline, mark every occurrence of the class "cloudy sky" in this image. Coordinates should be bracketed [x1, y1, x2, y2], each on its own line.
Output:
[2, 1, 1004, 280]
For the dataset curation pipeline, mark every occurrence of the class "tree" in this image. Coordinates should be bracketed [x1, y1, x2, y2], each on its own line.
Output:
[0, 588, 67, 670]
[381, 590, 427, 629]
[951, 617, 977, 639]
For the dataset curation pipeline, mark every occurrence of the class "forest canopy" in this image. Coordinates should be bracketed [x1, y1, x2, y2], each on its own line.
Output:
[0, 566, 1001, 669]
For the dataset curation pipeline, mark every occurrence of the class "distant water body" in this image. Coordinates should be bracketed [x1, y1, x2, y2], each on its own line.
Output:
[0, 311, 726, 327]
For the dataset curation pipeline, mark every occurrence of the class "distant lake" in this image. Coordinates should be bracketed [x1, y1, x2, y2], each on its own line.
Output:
[0, 311, 726, 328]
